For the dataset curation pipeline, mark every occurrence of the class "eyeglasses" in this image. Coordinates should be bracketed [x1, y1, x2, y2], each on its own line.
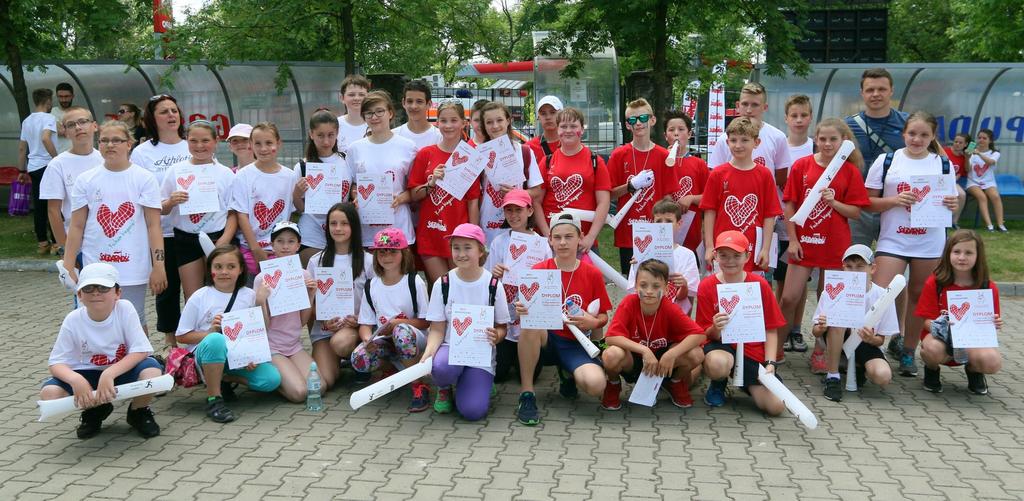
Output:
[626, 114, 652, 126]
[98, 138, 129, 145]
[64, 118, 93, 129]
[362, 108, 388, 119]
[80, 284, 112, 294]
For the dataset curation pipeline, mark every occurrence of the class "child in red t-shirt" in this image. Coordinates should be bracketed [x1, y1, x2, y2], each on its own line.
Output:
[944, 133, 970, 227]
[608, 98, 668, 273]
[601, 259, 705, 410]
[915, 230, 1003, 395]
[658, 110, 708, 255]
[778, 118, 869, 361]
[697, 231, 786, 415]
[408, 101, 481, 287]
[699, 117, 782, 272]
[537, 107, 612, 253]
[528, 95, 562, 167]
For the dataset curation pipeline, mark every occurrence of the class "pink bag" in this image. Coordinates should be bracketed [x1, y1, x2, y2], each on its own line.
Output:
[7, 180, 30, 216]
[165, 347, 201, 388]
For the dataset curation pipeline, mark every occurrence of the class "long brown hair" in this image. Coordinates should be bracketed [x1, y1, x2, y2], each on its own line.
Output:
[479, 101, 513, 142]
[814, 117, 865, 171]
[205, 244, 248, 291]
[934, 230, 989, 290]
[903, 110, 942, 155]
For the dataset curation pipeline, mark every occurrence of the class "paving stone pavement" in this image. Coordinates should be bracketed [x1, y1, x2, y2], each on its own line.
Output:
[2, 270, 1023, 500]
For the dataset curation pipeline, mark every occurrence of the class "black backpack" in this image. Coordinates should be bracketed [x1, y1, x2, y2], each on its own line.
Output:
[440, 272, 499, 308]
[363, 273, 419, 318]
[880, 152, 951, 185]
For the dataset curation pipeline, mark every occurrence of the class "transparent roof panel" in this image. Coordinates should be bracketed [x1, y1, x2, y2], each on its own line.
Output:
[976, 68, 1024, 181]
[67, 64, 153, 124]
[759, 67, 834, 127]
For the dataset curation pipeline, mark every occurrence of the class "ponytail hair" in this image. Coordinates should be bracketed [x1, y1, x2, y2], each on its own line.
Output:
[903, 110, 942, 155]
[815, 117, 864, 171]
[305, 108, 341, 161]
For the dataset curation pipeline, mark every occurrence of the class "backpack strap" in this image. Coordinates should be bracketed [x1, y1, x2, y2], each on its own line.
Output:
[224, 287, 241, 313]
[850, 113, 895, 155]
[441, 273, 450, 307]
[299, 159, 307, 178]
[591, 151, 598, 174]
[520, 144, 532, 189]
[408, 273, 419, 318]
[540, 137, 553, 157]
[880, 152, 895, 186]
[488, 277, 499, 307]
[940, 156, 950, 176]
[363, 278, 375, 315]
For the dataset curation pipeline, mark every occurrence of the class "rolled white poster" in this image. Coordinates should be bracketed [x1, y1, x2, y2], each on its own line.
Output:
[843, 331, 861, 392]
[757, 365, 818, 429]
[562, 208, 596, 222]
[586, 250, 629, 291]
[608, 190, 643, 229]
[198, 231, 217, 257]
[863, 275, 906, 330]
[734, 342, 745, 387]
[586, 299, 600, 316]
[789, 140, 856, 227]
[666, 140, 680, 166]
[349, 357, 433, 410]
[563, 314, 601, 358]
[37, 374, 175, 422]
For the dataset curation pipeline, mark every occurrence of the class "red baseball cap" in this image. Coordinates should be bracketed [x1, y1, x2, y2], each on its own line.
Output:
[714, 230, 749, 253]
[445, 223, 486, 247]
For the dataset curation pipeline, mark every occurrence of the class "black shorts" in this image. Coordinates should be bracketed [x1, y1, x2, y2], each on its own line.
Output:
[773, 241, 790, 281]
[703, 342, 766, 391]
[622, 347, 669, 384]
[822, 329, 887, 366]
[173, 228, 227, 266]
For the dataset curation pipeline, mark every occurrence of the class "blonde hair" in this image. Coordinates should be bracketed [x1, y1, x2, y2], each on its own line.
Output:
[626, 98, 653, 115]
[726, 117, 759, 139]
[814, 118, 864, 170]
[99, 120, 135, 145]
[740, 82, 766, 97]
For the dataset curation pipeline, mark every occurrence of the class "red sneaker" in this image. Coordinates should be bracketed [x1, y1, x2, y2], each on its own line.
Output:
[601, 381, 622, 410]
[667, 379, 693, 408]
[810, 350, 827, 375]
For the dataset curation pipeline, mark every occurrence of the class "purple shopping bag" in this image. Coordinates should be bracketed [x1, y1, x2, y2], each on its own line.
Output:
[8, 180, 30, 216]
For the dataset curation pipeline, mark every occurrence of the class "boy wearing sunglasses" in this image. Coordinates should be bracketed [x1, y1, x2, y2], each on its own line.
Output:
[39, 263, 164, 439]
[608, 98, 668, 273]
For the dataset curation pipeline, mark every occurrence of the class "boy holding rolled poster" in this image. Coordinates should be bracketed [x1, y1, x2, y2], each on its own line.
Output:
[811, 245, 897, 401]
[696, 231, 785, 415]
[40, 263, 164, 439]
[659, 110, 708, 254]
[626, 198, 700, 316]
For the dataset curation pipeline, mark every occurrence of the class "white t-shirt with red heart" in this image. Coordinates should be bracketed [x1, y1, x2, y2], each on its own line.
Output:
[307, 251, 374, 340]
[131, 140, 192, 237]
[357, 274, 429, 329]
[346, 135, 418, 247]
[71, 165, 162, 286]
[426, 270, 512, 374]
[293, 154, 353, 250]
[175, 286, 257, 353]
[49, 299, 154, 371]
[161, 160, 235, 235]
[480, 142, 543, 244]
[865, 149, 957, 259]
[967, 150, 1000, 188]
[814, 282, 900, 337]
[230, 164, 296, 251]
[39, 149, 104, 234]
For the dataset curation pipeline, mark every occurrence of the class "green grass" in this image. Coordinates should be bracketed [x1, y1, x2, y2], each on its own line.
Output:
[0, 212, 48, 259]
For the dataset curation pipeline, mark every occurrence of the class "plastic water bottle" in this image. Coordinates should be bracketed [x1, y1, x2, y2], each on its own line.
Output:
[306, 362, 323, 412]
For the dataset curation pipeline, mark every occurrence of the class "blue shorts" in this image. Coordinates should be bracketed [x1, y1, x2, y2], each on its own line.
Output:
[42, 357, 164, 394]
[542, 332, 601, 373]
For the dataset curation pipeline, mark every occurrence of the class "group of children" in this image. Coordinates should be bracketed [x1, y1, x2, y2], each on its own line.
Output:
[39, 73, 1006, 438]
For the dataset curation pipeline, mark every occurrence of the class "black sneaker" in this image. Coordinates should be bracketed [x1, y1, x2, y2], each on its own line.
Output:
[206, 396, 236, 423]
[823, 377, 843, 401]
[557, 366, 578, 399]
[923, 366, 943, 393]
[855, 365, 867, 389]
[77, 403, 113, 439]
[782, 337, 794, 352]
[126, 406, 161, 438]
[516, 391, 540, 426]
[790, 332, 808, 352]
[220, 381, 239, 402]
[966, 370, 989, 395]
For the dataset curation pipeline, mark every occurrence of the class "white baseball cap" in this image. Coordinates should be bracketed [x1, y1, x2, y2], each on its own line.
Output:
[271, 220, 301, 240]
[226, 123, 253, 140]
[549, 211, 582, 231]
[842, 244, 874, 264]
[537, 95, 564, 112]
[77, 263, 119, 291]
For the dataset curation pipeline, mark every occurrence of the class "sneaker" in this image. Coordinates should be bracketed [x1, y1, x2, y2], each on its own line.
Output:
[408, 382, 431, 412]
[667, 379, 693, 408]
[516, 391, 540, 425]
[823, 377, 842, 401]
[704, 379, 727, 407]
[966, 370, 989, 395]
[76, 403, 113, 439]
[887, 334, 903, 358]
[810, 350, 827, 375]
[998, 224, 1009, 233]
[206, 396, 236, 423]
[433, 386, 453, 414]
[352, 370, 371, 385]
[37, 242, 51, 255]
[790, 332, 808, 352]
[923, 366, 942, 393]
[855, 365, 867, 389]
[601, 381, 622, 410]
[220, 381, 239, 402]
[782, 337, 794, 352]
[557, 366, 578, 399]
[126, 406, 161, 438]
[899, 351, 918, 377]
[987, 225, 995, 232]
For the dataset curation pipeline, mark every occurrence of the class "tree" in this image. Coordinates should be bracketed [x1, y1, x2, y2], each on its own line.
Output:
[948, 0, 1024, 62]
[888, 0, 954, 63]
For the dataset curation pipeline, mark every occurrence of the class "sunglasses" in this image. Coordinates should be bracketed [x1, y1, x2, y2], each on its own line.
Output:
[117, 109, 131, 114]
[149, 94, 174, 102]
[626, 114, 652, 126]
[80, 284, 112, 294]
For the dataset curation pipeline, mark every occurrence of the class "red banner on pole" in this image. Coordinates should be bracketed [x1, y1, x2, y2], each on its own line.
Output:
[153, 0, 173, 33]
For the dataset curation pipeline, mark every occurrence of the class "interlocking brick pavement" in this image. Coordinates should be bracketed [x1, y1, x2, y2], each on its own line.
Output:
[2, 270, 1022, 500]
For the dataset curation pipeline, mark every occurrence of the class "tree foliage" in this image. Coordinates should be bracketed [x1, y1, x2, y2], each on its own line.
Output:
[889, 0, 1024, 63]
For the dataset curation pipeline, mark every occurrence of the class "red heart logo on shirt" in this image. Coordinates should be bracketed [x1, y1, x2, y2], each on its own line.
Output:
[189, 213, 205, 224]
[509, 244, 527, 260]
[453, 316, 473, 336]
[673, 176, 693, 201]
[550, 173, 584, 204]
[949, 302, 971, 321]
[633, 235, 653, 253]
[486, 182, 505, 207]
[306, 173, 325, 190]
[428, 185, 453, 207]
[897, 182, 913, 213]
[973, 164, 988, 178]
[262, 269, 283, 289]
[719, 294, 740, 314]
[177, 174, 195, 190]
[223, 322, 243, 341]
[625, 174, 655, 209]
[805, 188, 833, 222]
[253, 199, 285, 230]
[825, 282, 845, 301]
[519, 282, 541, 302]
[316, 278, 334, 295]
[90, 343, 127, 366]
[451, 151, 470, 166]
[723, 194, 758, 228]
[485, 151, 497, 170]
[358, 184, 375, 200]
[96, 202, 135, 238]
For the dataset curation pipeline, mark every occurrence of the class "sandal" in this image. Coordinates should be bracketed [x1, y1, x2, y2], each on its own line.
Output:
[206, 396, 236, 423]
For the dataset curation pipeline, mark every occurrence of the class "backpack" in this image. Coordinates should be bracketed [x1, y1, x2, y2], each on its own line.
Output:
[363, 273, 420, 319]
[544, 149, 599, 178]
[440, 273, 499, 308]
[880, 152, 951, 186]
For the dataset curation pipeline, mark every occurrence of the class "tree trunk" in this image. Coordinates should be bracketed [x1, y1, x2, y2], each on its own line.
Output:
[0, 1, 30, 120]
[341, 0, 356, 75]
[650, 0, 670, 146]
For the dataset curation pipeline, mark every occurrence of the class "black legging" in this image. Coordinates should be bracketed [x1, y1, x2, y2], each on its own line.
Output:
[29, 168, 53, 243]
[155, 235, 182, 334]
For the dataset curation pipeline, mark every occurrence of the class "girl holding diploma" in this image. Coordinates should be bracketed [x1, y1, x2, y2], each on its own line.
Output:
[778, 119, 869, 361]
[408, 100, 481, 286]
[422, 224, 511, 421]
[292, 109, 352, 267]
[176, 245, 281, 423]
[915, 230, 1003, 395]
[353, 229, 431, 411]
[161, 120, 237, 304]
[601, 259, 705, 411]
[346, 91, 417, 248]
[306, 203, 373, 390]
[864, 111, 959, 378]
[254, 222, 317, 403]
[697, 231, 785, 415]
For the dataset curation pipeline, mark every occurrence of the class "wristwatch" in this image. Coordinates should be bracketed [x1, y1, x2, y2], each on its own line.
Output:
[764, 360, 780, 368]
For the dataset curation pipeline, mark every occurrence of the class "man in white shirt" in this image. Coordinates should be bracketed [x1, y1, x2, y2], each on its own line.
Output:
[51, 82, 75, 153]
[392, 79, 441, 151]
[19, 88, 59, 254]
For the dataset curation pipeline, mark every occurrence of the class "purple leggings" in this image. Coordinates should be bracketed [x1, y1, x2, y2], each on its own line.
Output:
[432, 345, 494, 421]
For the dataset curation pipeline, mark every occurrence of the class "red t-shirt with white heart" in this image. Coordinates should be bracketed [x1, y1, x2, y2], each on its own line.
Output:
[539, 147, 612, 236]
[699, 163, 782, 271]
[914, 275, 1001, 342]
[607, 143, 669, 248]
[532, 259, 612, 341]
[782, 155, 869, 269]
[407, 145, 481, 258]
[695, 272, 786, 363]
[606, 294, 702, 350]
[658, 154, 709, 251]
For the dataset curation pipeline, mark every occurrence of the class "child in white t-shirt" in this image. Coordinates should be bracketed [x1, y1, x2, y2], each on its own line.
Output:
[964, 128, 1006, 232]
[40, 263, 164, 439]
[40, 106, 103, 258]
[337, 75, 370, 153]
[627, 198, 700, 316]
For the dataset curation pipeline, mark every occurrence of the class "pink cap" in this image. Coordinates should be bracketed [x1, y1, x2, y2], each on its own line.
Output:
[445, 223, 486, 246]
[501, 189, 532, 208]
[369, 228, 409, 250]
